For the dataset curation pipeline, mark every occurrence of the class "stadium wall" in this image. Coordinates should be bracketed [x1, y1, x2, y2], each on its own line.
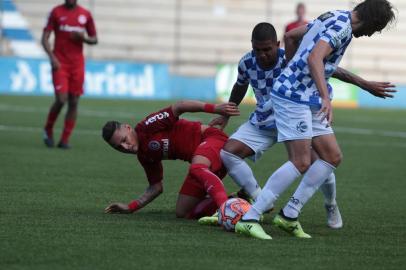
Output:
[0, 56, 404, 109]
[0, 56, 216, 100]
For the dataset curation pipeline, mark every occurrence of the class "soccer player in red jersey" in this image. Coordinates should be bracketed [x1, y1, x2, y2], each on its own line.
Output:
[102, 100, 240, 218]
[42, 0, 98, 149]
[285, 3, 308, 34]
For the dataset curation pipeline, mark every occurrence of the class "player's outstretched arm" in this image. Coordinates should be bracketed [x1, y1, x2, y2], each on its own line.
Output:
[332, 67, 397, 99]
[104, 181, 163, 214]
[284, 24, 307, 62]
[209, 83, 248, 129]
[171, 100, 240, 118]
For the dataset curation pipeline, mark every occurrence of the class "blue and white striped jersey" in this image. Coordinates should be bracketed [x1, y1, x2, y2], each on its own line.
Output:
[236, 48, 286, 130]
[272, 10, 353, 107]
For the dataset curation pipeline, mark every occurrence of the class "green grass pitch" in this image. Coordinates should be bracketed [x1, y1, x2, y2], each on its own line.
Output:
[1, 95, 405, 270]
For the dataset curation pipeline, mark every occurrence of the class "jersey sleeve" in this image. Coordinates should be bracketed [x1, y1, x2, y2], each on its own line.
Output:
[86, 12, 97, 37]
[138, 156, 163, 185]
[138, 106, 178, 134]
[44, 8, 57, 32]
[320, 17, 351, 50]
[236, 57, 249, 86]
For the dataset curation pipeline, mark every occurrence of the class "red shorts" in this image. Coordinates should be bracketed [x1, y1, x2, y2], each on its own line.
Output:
[179, 127, 228, 199]
[52, 62, 85, 96]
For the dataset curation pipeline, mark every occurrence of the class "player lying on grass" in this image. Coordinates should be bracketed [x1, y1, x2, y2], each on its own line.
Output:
[101, 100, 240, 218]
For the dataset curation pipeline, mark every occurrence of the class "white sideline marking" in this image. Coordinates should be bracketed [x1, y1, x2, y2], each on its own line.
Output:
[0, 104, 138, 119]
[0, 125, 99, 135]
[334, 127, 406, 139]
[1, 123, 406, 143]
[0, 104, 406, 139]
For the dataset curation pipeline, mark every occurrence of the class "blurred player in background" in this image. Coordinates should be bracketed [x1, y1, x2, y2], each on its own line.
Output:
[236, 0, 397, 240]
[102, 100, 240, 219]
[285, 3, 308, 34]
[42, 0, 98, 149]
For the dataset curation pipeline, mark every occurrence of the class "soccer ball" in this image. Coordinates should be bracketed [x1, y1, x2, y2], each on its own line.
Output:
[218, 198, 251, 231]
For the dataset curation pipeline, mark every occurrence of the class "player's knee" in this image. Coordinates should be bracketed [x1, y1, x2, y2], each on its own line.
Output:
[175, 209, 187, 218]
[220, 149, 238, 165]
[55, 97, 67, 106]
[188, 163, 207, 178]
[223, 140, 252, 158]
[329, 151, 343, 167]
[292, 159, 311, 174]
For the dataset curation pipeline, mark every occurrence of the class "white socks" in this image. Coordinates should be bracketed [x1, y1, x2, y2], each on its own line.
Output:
[283, 159, 336, 219]
[220, 150, 261, 200]
[320, 173, 337, 205]
[243, 161, 301, 221]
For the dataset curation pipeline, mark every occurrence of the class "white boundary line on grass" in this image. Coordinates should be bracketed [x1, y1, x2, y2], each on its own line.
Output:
[1, 124, 406, 149]
[1, 104, 406, 139]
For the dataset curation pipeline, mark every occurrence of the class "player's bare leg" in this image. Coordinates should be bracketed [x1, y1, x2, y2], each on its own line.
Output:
[175, 194, 205, 218]
[44, 92, 68, 147]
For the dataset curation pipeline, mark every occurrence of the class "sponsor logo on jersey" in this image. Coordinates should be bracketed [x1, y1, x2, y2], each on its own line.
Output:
[148, 140, 160, 151]
[162, 138, 169, 158]
[296, 121, 308, 133]
[59, 24, 85, 33]
[317, 12, 334, 22]
[78, 14, 87, 24]
[332, 26, 351, 46]
[144, 111, 170, 125]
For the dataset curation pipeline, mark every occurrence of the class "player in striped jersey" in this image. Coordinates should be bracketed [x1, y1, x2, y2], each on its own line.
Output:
[236, 0, 397, 240]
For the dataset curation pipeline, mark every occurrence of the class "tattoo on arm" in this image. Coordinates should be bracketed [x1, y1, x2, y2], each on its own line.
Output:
[136, 184, 163, 208]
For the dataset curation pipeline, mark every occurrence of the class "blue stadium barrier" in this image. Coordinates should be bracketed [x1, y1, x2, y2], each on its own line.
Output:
[2, 29, 34, 40]
[1, 0, 17, 11]
[0, 57, 171, 99]
[170, 75, 216, 100]
[0, 56, 405, 107]
[359, 86, 406, 108]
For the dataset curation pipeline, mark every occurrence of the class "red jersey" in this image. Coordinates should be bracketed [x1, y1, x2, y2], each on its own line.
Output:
[285, 20, 308, 33]
[44, 4, 97, 64]
[135, 107, 203, 184]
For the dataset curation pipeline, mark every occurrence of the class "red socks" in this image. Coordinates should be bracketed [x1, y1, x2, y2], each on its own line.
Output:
[186, 197, 217, 219]
[189, 164, 228, 207]
[60, 119, 76, 144]
[44, 110, 59, 138]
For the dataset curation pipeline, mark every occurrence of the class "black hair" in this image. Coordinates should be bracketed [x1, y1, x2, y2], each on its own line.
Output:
[102, 121, 121, 142]
[297, 2, 305, 9]
[251, 22, 277, 42]
[354, 0, 396, 32]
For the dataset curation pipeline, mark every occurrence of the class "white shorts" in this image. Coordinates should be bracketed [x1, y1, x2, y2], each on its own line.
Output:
[271, 94, 334, 142]
[229, 121, 278, 161]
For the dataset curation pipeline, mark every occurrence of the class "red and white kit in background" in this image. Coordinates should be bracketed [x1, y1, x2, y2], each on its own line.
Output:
[44, 4, 97, 95]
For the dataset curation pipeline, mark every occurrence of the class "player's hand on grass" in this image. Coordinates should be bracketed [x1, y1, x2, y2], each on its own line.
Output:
[362, 81, 397, 99]
[215, 102, 240, 117]
[318, 98, 333, 125]
[50, 56, 60, 71]
[105, 203, 132, 214]
[209, 115, 229, 130]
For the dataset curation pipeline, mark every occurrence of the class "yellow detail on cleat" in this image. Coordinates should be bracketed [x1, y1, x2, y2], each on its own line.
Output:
[272, 214, 311, 238]
[235, 221, 272, 240]
[198, 215, 219, 226]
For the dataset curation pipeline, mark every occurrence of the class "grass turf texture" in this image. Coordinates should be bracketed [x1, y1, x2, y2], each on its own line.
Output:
[1, 95, 405, 270]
